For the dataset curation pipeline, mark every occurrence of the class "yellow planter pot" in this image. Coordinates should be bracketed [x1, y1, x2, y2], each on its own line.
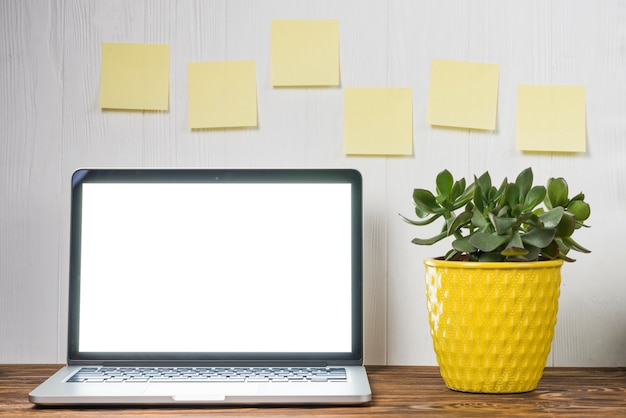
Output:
[424, 258, 563, 393]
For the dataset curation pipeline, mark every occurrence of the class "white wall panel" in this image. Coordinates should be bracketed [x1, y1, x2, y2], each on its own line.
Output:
[1, 0, 65, 362]
[1, 0, 624, 366]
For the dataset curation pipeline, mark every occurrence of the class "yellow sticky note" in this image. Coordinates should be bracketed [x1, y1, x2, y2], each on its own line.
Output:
[427, 59, 499, 130]
[271, 20, 340, 87]
[187, 61, 258, 129]
[344, 88, 413, 156]
[516, 85, 586, 152]
[99, 43, 170, 110]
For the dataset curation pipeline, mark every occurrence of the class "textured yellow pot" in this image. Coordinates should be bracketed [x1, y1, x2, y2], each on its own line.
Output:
[424, 258, 563, 393]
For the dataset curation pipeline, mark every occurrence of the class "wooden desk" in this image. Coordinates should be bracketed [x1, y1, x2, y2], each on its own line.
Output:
[1, 365, 625, 416]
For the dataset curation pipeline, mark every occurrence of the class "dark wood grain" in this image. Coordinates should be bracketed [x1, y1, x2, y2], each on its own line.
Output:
[1, 365, 624, 416]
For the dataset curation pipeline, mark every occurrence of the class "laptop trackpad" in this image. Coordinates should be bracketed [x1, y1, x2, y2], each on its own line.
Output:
[144, 383, 259, 401]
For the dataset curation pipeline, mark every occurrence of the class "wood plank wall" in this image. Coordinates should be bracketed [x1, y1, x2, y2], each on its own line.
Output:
[1, 0, 625, 366]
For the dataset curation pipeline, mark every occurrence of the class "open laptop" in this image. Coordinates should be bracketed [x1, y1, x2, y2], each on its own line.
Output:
[30, 168, 371, 405]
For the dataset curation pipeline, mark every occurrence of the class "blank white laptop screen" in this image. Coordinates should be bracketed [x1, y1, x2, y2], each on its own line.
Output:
[77, 180, 353, 354]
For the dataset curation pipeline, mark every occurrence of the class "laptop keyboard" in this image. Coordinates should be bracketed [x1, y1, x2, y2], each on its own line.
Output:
[67, 367, 348, 383]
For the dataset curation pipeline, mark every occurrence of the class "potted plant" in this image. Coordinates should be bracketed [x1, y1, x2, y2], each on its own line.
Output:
[401, 167, 591, 393]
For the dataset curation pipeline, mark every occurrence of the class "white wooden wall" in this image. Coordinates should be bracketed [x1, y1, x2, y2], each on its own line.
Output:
[1, 0, 625, 366]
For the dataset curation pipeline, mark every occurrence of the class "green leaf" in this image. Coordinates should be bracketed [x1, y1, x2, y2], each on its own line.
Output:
[412, 189, 442, 215]
[476, 172, 492, 197]
[521, 228, 556, 248]
[558, 253, 577, 262]
[501, 232, 528, 256]
[568, 200, 591, 221]
[488, 213, 516, 234]
[521, 245, 542, 261]
[469, 232, 509, 252]
[555, 212, 576, 237]
[538, 207, 564, 228]
[547, 177, 569, 208]
[496, 206, 510, 218]
[541, 240, 560, 259]
[452, 236, 476, 253]
[435, 170, 454, 202]
[450, 183, 476, 211]
[504, 183, 520, 208]
[561, 236, 591, 253]
[478, 252, 505, 262]
[501, 246, 529, 256]
[524, 186, 546, 211]
[509, 231, 524, 247]
[450, 178, 466, 202]
[473, 183, 485, 212]
[568, 192, 585, 203]
[517, 212, 534, 224]
[411, 231, 448, 246]
[455, 182, 476, 205]
[471, 206, 487, 228]
[515, 167, 533, 199]
[556, 238, 571, 257]
[524, 213, 543, 229]
[493, 178, 508, 208]
[399, 213, 441, 226]
[444, 249, 463, 261]
[413, 204, 429, 218]
[447, 210, 473, 236]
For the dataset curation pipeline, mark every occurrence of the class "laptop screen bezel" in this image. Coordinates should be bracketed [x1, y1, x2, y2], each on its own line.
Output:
[66, 168, 363, 366]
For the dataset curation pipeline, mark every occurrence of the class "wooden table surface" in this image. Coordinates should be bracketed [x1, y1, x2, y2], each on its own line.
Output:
[1, 364, 625, 416]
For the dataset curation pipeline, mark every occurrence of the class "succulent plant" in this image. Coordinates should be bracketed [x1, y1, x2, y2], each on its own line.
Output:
[401, 167, 591, 262]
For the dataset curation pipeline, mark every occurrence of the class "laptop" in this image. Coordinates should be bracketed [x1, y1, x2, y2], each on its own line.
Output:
[29, 168, 371, 405]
